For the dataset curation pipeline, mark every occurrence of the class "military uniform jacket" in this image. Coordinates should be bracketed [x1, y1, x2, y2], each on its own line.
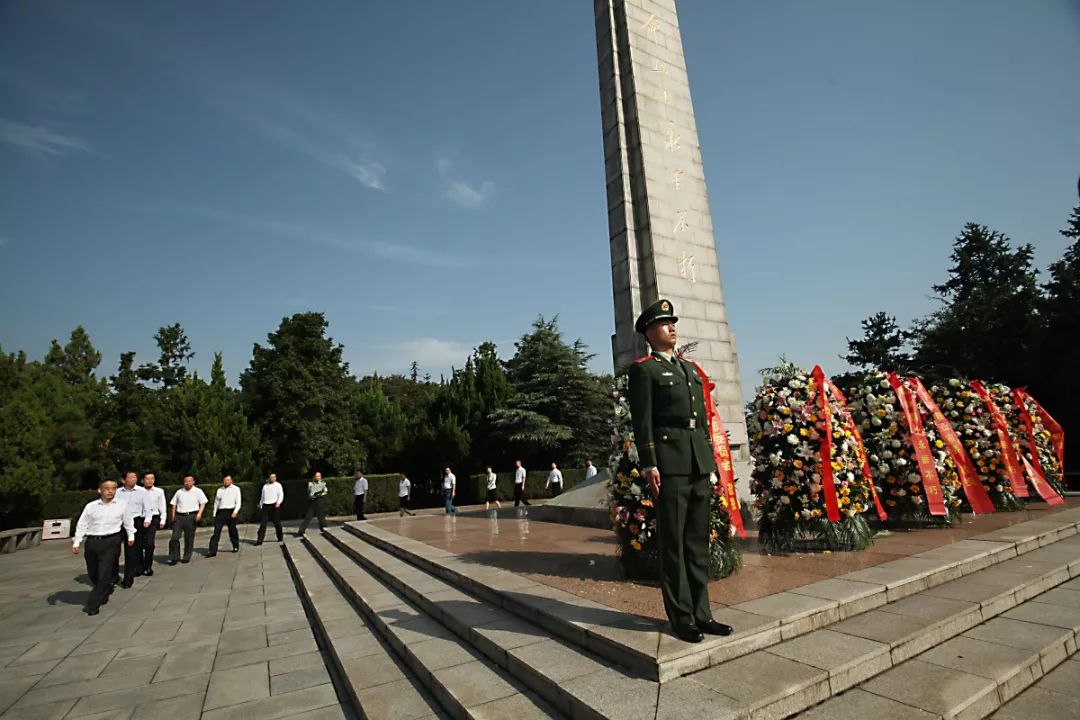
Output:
[627, 353, 718, 476]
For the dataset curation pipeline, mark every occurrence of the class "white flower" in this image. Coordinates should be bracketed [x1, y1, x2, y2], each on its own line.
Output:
[780, 496, 791, 504]
[846, 472, 855, 482]
[907, 473, 920, 483]
[896, 458, 908, 466]
[882, 451, 893, 460]
[891, 440, 902, 449]
[871, 417, 882, 427]
[786, 434, 799, 445]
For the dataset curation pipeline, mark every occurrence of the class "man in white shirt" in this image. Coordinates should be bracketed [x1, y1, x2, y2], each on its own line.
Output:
[399, 475, 414, 517]
[585, 459, 598, 481]
[256, 473, 285, 545]
[114, 471, 148, 588]
[484, 467, 501, 511]
[442, 467, 457, 514]
[140, 472, 167, 576]
[546, 463, 564, 497]
[168, 475, 208, 565]
[513, 460, 530, 509]
[353, 470, 369, 521]
[208, 475, 242, 557]
[72, 479, 136, 615]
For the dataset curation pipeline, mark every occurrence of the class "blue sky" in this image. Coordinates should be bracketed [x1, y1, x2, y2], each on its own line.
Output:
[2, 1, 1078, 399]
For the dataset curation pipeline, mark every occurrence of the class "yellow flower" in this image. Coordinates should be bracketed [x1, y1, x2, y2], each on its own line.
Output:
[934, 440, 944, 449]
[630, 540, 642, 551]
[783, 423, 794, 433]
[630, 468, 640, 478]
[799, 428, 809, 437]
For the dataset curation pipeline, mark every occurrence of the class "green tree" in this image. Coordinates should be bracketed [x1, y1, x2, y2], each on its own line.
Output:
[1033, 204, 1080, 441]
[0, 349, 59, 527]
[168, 354, 262, 483]
[138, 323, 194, 390]
[842, 312, 912, 372]
[490, 317, 611, 466]
[241, 313, 363, 477]
[44, 326, 102, 385]
[912, 223, 1042, 384]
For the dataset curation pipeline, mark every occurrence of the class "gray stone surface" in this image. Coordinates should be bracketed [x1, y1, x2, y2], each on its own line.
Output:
[795, 688, 938, 720]
[861, 659, 1000, 719]
[0, 525, 350, 720]
[594, 0, 750, 492]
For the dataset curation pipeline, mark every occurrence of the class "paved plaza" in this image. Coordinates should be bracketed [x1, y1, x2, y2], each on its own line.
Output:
[3, 501, 1080, 719]
[0, 523, 351, 720]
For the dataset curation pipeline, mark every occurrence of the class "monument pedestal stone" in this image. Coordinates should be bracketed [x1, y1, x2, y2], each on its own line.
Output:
[595, 0, 752, 494]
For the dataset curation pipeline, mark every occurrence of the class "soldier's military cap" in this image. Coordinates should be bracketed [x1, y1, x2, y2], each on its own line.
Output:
[634, 298, 679, 334]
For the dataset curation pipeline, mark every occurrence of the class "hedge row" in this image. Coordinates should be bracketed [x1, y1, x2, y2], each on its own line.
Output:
[41, 474, 405, 528]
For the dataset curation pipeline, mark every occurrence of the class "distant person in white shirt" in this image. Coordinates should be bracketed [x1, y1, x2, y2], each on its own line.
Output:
[114, 471, 148, 587]
[399, 475, 414, 516]
[256, 473, 285, 545]
[443, 467, 457, 514]
[546, 463, 564, 497]
[585, 459, 598, 481]
[72, 479, 135, 615]
[484, 467, 501, 511]
[140, 472, 167, 576]
[208, 475, 242, 557]
[168, 475, 207, 565]
[513, 460, 530, 509]
[353, 470, 369, 521]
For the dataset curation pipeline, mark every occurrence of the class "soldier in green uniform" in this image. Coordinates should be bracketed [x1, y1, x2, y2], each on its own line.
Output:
[628, 299, 734, 643]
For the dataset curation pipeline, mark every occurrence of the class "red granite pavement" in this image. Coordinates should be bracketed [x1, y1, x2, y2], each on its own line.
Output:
[370, 500, 1078, 620]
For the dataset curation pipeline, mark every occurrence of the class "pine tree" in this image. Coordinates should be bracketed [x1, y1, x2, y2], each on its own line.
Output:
[138, 323, 194, 390]
[912, 223, 1042, 384]
[842, 312, 912, 372]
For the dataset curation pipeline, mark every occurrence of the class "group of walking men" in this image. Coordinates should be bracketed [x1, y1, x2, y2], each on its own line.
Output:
[72, 471, 290, 615]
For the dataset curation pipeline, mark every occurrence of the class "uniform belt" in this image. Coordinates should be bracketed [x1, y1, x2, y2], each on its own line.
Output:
[176, 511, 197, 516]
[655, 416, 697, 430]
[86, 531, 123, 539]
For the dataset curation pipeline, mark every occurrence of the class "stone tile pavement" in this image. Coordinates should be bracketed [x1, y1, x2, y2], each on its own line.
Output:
[0, 523, 353, 720]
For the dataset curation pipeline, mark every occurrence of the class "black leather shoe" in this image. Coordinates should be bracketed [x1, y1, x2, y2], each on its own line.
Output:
[231, 547, 239, 553]
[206, 552, 217, 558]
[254, 541, 263, 546]
[143, 569, 154, 577]
[119, 580, 133, 589]
[167, 560, 178, 566]
[699, 620, 734, 636]
[180, 558, 191, 564]
[672, 623, 704, 643]
[86, 607, 100, 616]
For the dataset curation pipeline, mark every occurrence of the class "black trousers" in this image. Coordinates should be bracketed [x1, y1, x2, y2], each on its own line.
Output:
[257, 506, 282, 542]
[549, 483, 562, 497]
[298, 497, 326, 534]
[169, 513, 197, 562]
[514, 484, 530, 506]
[354, 494, 366, 520]
[209, 509, 239, 553]
[140, 515, 161, 571]
[657, 473, 713, 628]
[84, 532, 123, 611]
[121, 516, 144, 581]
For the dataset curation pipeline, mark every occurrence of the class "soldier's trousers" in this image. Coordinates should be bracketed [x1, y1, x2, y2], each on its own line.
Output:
[657, 473, 713, 627]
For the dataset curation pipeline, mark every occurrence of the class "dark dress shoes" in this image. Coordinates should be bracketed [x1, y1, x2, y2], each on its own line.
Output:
[231, 547, 239, 553]
[672, 623, 704, 643]
[167, 560, 178, 566]
[119, 580, 133, 589]
[143, 569, 154, 577]
[86, 607, 100, 616]
[699, 620, 734, 636]
[206, 552, 217, 558]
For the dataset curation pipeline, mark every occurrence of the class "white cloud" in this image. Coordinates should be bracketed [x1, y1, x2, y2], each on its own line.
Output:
[437, 157, 494, 209]
[0, 119, 92, 157]
[356, 239, 472, 269]
[257, 120, 386, 192]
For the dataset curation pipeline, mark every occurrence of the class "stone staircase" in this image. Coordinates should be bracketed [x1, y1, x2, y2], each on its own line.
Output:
[281, 506, 1080, 719]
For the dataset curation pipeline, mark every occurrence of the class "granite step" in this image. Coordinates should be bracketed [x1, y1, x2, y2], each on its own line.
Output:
[281, 539, 448, 720]
[321, 527, 660, 720]
[302, 532, 563, 720]
[344, 508, 1080, 682]
[793, 575, 1080, 719]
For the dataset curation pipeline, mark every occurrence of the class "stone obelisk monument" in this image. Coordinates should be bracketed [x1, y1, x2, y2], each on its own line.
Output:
[595, 0, 751, 493]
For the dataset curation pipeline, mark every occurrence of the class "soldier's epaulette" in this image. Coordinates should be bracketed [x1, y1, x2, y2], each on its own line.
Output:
[633, 355, 657, 365]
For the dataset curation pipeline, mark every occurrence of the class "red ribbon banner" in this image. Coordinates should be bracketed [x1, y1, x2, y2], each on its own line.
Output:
[906, 377, 995, 515]
[688, 360, 746, 538]
[886, 373, 948, 517]
[1010, 389, 1064, 506]
[811, 366, 842, 523]
[1015, 388, 1066, 474]
[811, 366, 888, 522]
[970, 381, 1029, 498]
[823, 375, 888, 521]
